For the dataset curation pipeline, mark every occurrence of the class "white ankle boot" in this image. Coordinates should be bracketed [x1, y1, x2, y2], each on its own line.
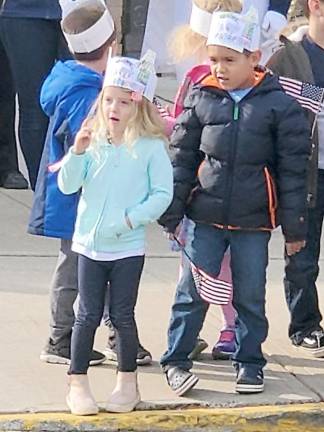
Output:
[106, 371, 141, 413]
[66, 374, 98, 415]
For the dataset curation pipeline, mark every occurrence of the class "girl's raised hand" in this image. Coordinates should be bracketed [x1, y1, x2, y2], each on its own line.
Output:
[73, 118, 93, 155]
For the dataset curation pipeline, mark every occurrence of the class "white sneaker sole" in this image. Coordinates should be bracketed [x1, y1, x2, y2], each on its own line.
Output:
[106, 395, 141, 413]
[175, 374, 199, 397]
[103, 350, 152, 366]
[66, 395, 99, 416]
[297, 345, 324, 358]
[40, 353, 105, 366]
[235, 383, 264, 394]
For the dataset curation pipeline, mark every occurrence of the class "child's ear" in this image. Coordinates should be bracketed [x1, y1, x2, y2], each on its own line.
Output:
[250, 50, 262, 67]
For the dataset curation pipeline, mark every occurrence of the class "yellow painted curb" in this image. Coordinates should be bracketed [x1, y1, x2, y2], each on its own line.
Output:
[1, 403, 324, 431]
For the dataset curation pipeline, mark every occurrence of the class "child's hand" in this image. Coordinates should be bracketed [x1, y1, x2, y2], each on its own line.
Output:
[73, 119, 93, 155]
[286, 240, 306, 256]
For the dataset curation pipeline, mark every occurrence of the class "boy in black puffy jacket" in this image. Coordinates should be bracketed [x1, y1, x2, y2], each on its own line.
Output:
[159, 8, 311, 396]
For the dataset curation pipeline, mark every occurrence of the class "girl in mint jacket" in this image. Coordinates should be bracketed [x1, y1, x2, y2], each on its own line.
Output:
[58, 55, 173, 416]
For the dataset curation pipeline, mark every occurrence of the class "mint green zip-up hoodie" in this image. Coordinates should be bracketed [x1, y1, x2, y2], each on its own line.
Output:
[58, 137, 173, 253]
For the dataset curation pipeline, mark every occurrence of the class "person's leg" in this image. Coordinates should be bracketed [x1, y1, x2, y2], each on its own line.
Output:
[284, 170, 324, 356]
[106, 256, 144, 413]
[0, 18, 60, 189]
[212, 250, 236, 360]
[67, 255, 108, 415]
[230, 230, 271, 393]
[162, 223, 228, 396]
[0, 35, 28, 189]
[69, 255, 108, 375]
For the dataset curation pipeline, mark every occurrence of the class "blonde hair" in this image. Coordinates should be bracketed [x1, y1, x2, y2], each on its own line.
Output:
[88, 88, 167, 153]
[169, 0, 242, 63]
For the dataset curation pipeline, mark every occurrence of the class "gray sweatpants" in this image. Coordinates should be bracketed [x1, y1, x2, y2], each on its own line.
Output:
[49, 239, 78, 345]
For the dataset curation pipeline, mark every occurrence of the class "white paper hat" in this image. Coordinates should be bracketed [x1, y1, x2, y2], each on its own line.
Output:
[190, 2, 213, 38]
[103, 51, 157, 102]
[59, 0, 114, 53]
[207, 7, 261, 53]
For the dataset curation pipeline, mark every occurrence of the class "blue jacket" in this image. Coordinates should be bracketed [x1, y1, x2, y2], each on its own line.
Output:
[28, 60, 103, 239]
[58, 138, 173, 253]
[0, 0, 61, 19]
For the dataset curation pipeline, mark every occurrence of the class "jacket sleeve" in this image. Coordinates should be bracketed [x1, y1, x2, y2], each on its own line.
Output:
[57, 148, 91, 195]
[127, 140, 174, 228]
[159, 90, 204, 232]
[275, 99, 311, 242]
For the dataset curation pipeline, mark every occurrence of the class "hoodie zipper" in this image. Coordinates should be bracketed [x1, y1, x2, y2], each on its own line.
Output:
[222, 102, 240, 226]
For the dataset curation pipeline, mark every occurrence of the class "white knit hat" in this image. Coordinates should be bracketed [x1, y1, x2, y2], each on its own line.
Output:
[103, 51, 157, 102]
[59, 0, 114, 54]
[207, 7, 261, 52]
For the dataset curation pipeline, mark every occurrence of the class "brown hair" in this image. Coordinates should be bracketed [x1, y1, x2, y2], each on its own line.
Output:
[169, 0, 242, 63]
[62, 5, 116, 61]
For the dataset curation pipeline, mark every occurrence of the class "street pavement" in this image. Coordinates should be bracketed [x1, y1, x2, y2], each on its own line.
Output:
[1, 76, 324, 416]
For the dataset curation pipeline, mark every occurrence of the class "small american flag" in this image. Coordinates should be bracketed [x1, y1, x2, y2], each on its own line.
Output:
[191, 262, 232, 305]
[279, 76, 324, 114]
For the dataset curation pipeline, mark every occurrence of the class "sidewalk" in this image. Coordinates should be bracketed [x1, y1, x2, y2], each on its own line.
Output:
[1, 76, 324, 430]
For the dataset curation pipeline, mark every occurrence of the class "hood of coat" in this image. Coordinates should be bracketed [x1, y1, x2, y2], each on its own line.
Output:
[40, 60, 103, 117]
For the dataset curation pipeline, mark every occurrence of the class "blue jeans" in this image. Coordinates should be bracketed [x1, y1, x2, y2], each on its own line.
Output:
[69, 254, 144, 374]
[284, 170, 324, 344]
[161, 223, 270, 372]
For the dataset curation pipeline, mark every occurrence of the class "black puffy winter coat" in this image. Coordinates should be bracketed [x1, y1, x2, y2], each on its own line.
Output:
[159, 72, 311, 242]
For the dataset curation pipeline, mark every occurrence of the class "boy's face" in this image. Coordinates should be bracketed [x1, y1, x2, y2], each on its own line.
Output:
[208, 45, 261, 91]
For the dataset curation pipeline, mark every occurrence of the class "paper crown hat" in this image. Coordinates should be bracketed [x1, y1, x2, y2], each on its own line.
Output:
[207, 7, 261, 53]
[103, 50, 157, 102]
[59, 0, 114, 54]
[190, 2, 213, 38]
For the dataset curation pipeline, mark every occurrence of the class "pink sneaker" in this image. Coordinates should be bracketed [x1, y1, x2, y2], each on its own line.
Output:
[212, 329, 235, 360]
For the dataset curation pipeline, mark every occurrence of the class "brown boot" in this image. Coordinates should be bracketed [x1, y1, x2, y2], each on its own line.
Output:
[66, 374, 98, 415]
[106, 371, 141, 413]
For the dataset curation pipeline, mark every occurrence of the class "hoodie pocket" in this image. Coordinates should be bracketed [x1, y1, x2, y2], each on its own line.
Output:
[98, 207, 130, 239]
[264, 167, 278, 229]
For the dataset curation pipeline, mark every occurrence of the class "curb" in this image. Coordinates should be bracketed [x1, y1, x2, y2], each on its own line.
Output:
[1, 403, 324, 432]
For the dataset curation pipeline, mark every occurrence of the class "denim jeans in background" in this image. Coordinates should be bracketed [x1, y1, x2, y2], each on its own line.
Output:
[0, 18, 71, 189]
[69, 254, 144, 375]
[161, 223, 270, 372]
[284, 169, 324, 344]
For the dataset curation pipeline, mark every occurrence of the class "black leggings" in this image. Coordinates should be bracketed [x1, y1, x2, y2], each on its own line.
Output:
[69, 254, 145, 374]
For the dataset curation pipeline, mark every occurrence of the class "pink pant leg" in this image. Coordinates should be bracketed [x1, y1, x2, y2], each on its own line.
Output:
[218, 252, 236, 329]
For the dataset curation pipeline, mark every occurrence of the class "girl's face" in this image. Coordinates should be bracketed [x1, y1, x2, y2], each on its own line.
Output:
[102, 86, 136, 142]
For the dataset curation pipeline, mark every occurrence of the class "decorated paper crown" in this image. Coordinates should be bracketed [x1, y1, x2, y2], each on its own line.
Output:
[59, 0, 114, 53]
[207, 7, 261, 52]
[103, 50, 157, 102]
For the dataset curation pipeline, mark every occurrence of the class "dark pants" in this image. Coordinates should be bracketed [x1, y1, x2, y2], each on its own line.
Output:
[0, 17, 70, 189]
[284, 170, 324, 344]
[69, 254, 144, 375]
[0, 38, 18, 180]
[161, 223, 270, 372]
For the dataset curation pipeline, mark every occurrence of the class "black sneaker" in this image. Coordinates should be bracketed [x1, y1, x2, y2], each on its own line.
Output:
[188, 338, 209, 360]
[235, 367, 264, 394]
[103, 343, 152, 366]
[137, 343, 152, 365]
[1, 171, 28, 189]
[294, 330, 324, 358]
[40, 340, 105, 366]
[166, 367, 199, 396]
